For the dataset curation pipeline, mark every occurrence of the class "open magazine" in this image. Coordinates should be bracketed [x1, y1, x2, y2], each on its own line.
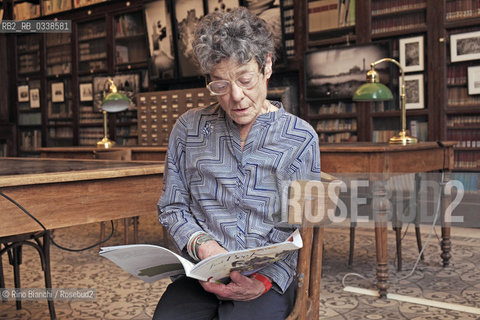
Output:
[100, 229, 302, 283]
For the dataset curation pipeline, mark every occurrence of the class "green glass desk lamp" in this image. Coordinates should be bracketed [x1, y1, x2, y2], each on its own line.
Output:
[97, 78, 130, 148]
[353, 58, 418, 145]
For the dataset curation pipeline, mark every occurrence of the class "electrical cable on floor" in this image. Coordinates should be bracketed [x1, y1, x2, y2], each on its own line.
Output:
[396, 171, 445, 282]
[342, 171, 446, 288]
[0, 191, 115, 252]
[338, 173, 480, 315]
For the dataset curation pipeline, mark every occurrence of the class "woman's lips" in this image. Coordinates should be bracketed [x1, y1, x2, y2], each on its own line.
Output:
[232, 107, 249, 114]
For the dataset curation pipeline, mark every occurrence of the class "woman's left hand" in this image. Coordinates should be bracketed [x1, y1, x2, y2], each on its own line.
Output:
[200, 271, 268, 301]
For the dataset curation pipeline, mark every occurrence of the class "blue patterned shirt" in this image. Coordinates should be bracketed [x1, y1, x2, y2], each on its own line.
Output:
[157, 101, 321, 293]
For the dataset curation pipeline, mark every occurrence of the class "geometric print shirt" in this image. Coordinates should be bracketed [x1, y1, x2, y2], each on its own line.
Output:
[157, 101, 321, 293]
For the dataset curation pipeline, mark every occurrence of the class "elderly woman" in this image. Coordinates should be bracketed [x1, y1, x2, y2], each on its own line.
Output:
[154, 7, 321, 320]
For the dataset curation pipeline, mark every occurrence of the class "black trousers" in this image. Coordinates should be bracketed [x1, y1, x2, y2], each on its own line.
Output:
[152, 276, 296, 320]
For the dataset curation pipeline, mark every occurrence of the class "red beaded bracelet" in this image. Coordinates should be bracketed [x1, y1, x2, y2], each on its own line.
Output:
[250, 272, 272, 294]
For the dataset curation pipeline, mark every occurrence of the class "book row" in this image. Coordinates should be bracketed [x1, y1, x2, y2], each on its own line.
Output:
[446, 0, 480, 20]
[48, 102, 72, 119]
[371, 0, 425, 15]
[447, 64, 472, 86]
[311, 102, 357, 115]
[46, 33, 71, 47]
[373, 101, 397, 112]
[78, 127, 103, 146]
[315, 119, 357, 132]
[308, 0, 355, 33]
[447, 130, 480, 148]
[20, 129, 41, 151]
[454, 150, 480, 169]
[447, 87, 480, 106]
[409, 120, 428, 141]
[447, 115, 480, 127]
[319, 131, 358, 143]
[48, 127, 73, 139]
[115, 14, 144, 38]
[47, 63, 72, 76]
[116, 125, 137, 137]
[13, 2, 41, 20]
[18, 112, 42, 126]
[13, 0, 109, 20]
[372, 129, 397, 143]
[371, 11, 424, 35]
[18, 54, 41, 74]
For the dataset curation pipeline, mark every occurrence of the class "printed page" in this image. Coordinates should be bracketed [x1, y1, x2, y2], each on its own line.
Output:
[100, 244, 195, 283]
[190, 229, 302, 282]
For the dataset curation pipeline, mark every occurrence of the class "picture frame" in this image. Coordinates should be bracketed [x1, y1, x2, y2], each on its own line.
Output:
[144, 0, 176, 80]
[18, 85, 29, 102]
[450, 30, 480, 62]
[30, 88, 40, 108]
[467, 65, 480, 95]
[304, 43, 390, 101]
[245, 1, 285, 66]
[399, 36, 424, 72]
[402, 74, 424, 110]
[79, 83, 93, 102]
[174, 0, 205, 78]
[93, 74, 140, 112]
[207, 0, 239, 12]
[51, 82, 65, 103]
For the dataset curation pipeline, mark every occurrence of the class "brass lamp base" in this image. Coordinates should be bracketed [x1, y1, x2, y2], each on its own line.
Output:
[389, 130, 418, 145]
[97, 137, 115, 149]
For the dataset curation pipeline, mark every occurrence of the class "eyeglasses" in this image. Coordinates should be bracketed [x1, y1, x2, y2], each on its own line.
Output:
[206, 72, 261, 96]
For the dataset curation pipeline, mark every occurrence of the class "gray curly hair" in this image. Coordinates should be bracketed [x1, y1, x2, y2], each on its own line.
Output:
[192, 7, 276, 75]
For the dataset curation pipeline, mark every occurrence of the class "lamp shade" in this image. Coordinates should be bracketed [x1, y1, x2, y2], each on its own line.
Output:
[101, 92, 130, 112]
[352, 83, 393, 101]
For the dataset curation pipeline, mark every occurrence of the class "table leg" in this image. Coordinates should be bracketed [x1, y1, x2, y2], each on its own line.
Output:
[440, 171, 452, 267]
[39, 232, 56, 320]
[373, 179, 390, 298]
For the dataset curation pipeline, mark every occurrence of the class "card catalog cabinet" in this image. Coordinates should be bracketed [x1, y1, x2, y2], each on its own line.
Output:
[137, 88, 217, 146]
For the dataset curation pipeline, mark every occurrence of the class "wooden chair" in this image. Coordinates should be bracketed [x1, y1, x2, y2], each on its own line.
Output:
[93, 149, 139, 245]
[286, 174, 340, 320]
[0, 232, 56, 320]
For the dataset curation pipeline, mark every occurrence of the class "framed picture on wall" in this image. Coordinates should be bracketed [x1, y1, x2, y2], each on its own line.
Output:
[245, 0, 285, 66]
[79, 83, 93, 102]
[450, 30, 480, 62]
[402, 74, 424, 109]
[30, 88, 40, 108]
[399, 36, 424, 72]
[468, 65, 480, 95]
[145, 0, 176, 80]
[175, 0, 205, 77]
[304, 43, 390, 101]
[207, 0, 239, 12]
[51, 82, 64, 103]
[18, 85, 29, 102]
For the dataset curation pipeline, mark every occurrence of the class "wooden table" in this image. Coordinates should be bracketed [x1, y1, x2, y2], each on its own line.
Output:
[0, 158, 164, 319]
[0, 158, 164, 237]
[39, 146, 168, 162]
[319, 142, 456, 297]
